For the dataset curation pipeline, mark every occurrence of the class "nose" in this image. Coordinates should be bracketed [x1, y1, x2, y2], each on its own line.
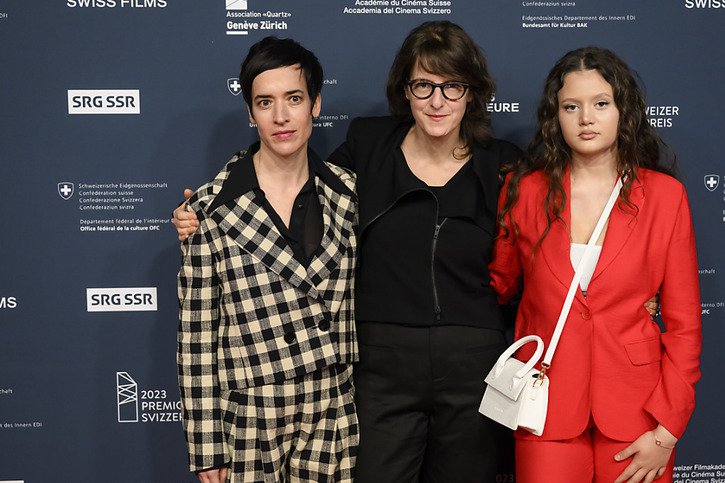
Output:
[429, 85, 446, 108]
[579, 105, 593, 125]
[273, 102, 289, 124]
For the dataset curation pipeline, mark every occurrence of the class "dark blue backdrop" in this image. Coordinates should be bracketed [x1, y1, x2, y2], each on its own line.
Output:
[1, 1, 723, 481]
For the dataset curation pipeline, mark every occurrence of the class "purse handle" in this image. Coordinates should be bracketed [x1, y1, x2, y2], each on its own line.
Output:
[492, 335, 545, 380]
[541, 176, 624, 371]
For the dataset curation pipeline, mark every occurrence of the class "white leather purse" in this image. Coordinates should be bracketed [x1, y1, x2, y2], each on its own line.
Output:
[479, 335, 548, 435]
[479, 177, 623, 436]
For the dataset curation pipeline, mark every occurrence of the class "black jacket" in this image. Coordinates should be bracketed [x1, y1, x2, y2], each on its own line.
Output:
[329, 116, 522, 328]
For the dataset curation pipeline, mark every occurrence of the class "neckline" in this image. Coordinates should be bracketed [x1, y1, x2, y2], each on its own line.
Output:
[399, 149, 473, 189]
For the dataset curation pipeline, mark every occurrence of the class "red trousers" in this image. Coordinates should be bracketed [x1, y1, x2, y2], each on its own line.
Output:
[515, 419, 675, 483]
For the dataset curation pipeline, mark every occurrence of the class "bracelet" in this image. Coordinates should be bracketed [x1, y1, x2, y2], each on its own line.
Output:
[654, 437, 675, 450]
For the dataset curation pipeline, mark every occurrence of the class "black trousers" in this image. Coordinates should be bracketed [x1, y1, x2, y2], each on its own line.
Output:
[353, 322, 513, 483]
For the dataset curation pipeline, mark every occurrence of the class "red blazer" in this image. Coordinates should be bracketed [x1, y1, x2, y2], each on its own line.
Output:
[490, 168, 702, 442]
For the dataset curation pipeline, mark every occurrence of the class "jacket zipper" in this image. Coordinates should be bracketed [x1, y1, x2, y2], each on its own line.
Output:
[432, 217, 447, 322]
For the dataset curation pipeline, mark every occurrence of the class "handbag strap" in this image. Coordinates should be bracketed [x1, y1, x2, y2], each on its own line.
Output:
[541, 176, 624, 368]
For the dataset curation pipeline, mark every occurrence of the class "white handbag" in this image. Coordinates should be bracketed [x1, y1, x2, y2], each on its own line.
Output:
[479, 177, 623, 436]
[479, 335, 548, 435]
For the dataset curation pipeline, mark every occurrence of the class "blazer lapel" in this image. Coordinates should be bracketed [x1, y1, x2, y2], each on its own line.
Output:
[207, 194, 314, 296]
[591, 175, 643, 281]
[538, 170, 586, 305]
[306, 176, 355, 299]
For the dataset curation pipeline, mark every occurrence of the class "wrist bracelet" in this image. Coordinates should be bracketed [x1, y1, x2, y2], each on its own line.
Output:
[654, 437, 675, 450]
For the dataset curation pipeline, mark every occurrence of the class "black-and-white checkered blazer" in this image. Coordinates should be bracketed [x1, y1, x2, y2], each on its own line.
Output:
[177, 148, 358, 471]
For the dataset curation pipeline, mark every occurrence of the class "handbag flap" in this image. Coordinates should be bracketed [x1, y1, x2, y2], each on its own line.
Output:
[484, 357, 536, 401]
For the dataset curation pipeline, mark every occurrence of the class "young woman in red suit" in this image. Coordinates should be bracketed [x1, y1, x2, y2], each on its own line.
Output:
[490, 47, 702, 483]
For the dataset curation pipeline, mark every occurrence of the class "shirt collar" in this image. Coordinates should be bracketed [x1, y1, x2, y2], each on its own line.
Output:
[209, 141, 355, 212]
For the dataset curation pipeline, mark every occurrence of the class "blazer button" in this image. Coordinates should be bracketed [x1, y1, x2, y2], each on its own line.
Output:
[318, 318, 331, 332]
[581, 311, 591, 320]
[284, 331, 296, 343]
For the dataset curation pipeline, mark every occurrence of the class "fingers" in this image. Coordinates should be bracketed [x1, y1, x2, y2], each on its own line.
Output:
[626, 468, 648, 483]
[615, 461, 638, 483]
[172, 197, 200, 241]
[184, 188, 193, 201]
[644, 468, 660, 483]
[615, 441, 637, 463]
[644, 301, 657, 317]
[197, 468, 224, 483]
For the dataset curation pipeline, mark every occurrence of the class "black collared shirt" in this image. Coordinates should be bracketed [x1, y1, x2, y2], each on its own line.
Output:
[210, 143, 324, 265]
[261, 176, 323, 265]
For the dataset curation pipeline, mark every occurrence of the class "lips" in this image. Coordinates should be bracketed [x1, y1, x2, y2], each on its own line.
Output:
[427, 113, 447, 122]
[579, 131, 597, 140]
[272, 130, 295, 140]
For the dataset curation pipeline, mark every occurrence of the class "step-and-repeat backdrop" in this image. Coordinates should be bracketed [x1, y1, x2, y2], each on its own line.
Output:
[1, 1, 723, 481]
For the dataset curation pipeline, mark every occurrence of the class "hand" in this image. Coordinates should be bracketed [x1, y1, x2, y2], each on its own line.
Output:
[173, 188, 200, 241]
[197, 467, 228, 483]
[643, 294, 659, 319]
[614, 426, 676, 483]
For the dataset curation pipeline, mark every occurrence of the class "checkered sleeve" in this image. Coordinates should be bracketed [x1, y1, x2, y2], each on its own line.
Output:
[177, 214, 228, 472]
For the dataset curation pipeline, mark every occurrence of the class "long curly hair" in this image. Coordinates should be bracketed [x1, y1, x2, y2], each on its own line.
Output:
[386, 21, 496, 155]
[498, 46, 675, 247]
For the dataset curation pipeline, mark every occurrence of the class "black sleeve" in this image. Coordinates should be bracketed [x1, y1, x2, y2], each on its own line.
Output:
[327, 118, 360, 172]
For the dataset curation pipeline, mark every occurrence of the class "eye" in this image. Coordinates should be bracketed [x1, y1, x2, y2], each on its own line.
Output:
[595, 100, 610, 108]
[413, 81, 432, 90]
[289, 95, 303, 104]
[563, 104, 578, 112]
[257, 99, 271, 108]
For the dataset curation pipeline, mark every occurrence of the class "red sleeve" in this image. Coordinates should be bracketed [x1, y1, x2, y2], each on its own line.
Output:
[489, 173, 523, 304]
[643, 186, 702, 439]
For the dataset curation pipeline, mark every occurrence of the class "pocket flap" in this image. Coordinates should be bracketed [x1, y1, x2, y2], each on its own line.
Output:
[624, 337, 662, 366]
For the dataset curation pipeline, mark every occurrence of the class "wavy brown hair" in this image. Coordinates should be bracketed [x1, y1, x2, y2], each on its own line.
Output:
[498, 46, 675, 247]
[386, 21, 496, 155]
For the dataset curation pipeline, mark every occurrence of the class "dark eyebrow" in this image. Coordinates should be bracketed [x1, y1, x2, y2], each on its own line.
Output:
[253, 89, 305, 101]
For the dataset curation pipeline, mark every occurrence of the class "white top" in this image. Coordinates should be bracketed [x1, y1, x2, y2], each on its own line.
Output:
[570, 243, 602, 293]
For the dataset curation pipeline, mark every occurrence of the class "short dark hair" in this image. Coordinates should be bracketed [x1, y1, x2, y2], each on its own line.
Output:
[239, 36, 323, 109]
[386, 21, 496, 147]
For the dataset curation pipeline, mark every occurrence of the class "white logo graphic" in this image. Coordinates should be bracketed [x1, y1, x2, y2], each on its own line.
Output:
[58, 182, 74, 200]
[117, 372, 139, 423]
[67, 89, 140, 114]
[226, 0, 248, 9]
[228, 78, 242, 96]
[115, 372, 182, 423]
[704, 174, 720, 192]
[86, 287, 157, 312]
[0, 296, 18, 309]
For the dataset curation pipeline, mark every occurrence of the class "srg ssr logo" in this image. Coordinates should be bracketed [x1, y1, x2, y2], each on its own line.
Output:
[68, 89, 140, 114]
[87, 287, 157, 312]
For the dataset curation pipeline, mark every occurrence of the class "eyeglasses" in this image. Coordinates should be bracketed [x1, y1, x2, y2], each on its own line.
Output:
[407, 80, 469, 101]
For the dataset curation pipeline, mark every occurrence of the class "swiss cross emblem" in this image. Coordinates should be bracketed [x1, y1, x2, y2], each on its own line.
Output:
[58, 182, 74, 200]
[227, 78, 242, 96]
[704, 174, 720, 192]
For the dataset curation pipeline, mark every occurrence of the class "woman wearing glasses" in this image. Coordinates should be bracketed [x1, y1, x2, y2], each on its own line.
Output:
[174, 21, 520, 481]
[326, 21, 520, 481]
